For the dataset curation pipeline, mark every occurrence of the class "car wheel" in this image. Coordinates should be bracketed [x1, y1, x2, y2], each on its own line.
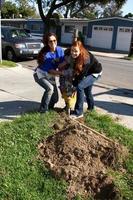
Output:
[6, 48, 16, 61]
[33, 55, 37, 59]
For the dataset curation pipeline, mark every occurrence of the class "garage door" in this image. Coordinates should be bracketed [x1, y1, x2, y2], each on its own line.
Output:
[116, 27, 132, 51]
[91, 26, 113, 49]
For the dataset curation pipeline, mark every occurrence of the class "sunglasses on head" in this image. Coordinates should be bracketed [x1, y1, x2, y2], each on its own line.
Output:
[49, 39, 56, 43]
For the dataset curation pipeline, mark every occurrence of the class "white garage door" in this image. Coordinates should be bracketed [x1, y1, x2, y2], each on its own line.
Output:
[116, 27, 132, 51]
[92, 26, 113, 49]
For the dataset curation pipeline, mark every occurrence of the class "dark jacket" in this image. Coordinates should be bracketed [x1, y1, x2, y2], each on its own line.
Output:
[73, 52, 102, 86]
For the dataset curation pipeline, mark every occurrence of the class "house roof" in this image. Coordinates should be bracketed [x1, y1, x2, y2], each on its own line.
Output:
[88, 16, 133, 23]
[60, 18, 89, 23]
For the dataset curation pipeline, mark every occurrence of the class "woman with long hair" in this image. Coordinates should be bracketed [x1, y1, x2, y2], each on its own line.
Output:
[69, 40, 102, 118]
[34, 32, 64, 113]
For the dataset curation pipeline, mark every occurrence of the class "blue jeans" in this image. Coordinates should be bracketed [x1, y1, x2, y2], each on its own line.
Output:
[74, 75, 99, 115]
[34, 73, 59, 111]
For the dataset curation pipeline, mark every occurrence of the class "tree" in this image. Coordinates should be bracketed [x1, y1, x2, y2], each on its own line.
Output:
[62, 4, 99, 18]
[100, 0, 123, 17]
[1, 1, 18, 18]
[15, 0, 36, 18]
[1, 0, 37, 18]
[36, 0, 127, 32]
[37, 0, 127, 19]
[124, 12, 133, 18]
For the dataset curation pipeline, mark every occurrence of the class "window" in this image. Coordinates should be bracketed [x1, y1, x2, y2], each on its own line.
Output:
[94, 27, 98, 30]
[104, 27, 108, 31]
[83, 26, 87, 35]
[99, 27, 103, 30]
[31, 24, 41, 31]
[119, 28, 124, 32]
[65, 25, 75, 33]
[119, 28, 132, 32]
[11, 29, 29, 38]
[125, 28, 131, 32]
[94, 26, 113, 31]
[108, 28, 113, 31]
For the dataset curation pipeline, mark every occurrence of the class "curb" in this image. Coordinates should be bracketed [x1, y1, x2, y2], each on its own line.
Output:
[16, 63, 22, 68]
[90, 51, 128, 59]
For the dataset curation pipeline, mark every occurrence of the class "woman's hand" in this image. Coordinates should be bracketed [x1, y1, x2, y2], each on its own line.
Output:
[49, 69, 64, 76]
[58, 61, 67, 70]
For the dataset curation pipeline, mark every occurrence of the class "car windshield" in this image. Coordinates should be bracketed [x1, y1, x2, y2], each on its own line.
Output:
[11, 29, 30, 38]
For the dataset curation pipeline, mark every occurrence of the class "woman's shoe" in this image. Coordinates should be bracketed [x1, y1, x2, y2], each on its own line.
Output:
[70, 113, 83, 119]
[38, 107, 47, 113]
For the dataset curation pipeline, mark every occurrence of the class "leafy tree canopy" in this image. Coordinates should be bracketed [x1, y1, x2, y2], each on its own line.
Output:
[36, 0, 127, 21]
[1, 1, 18, 18]
[124, 12, 133, 18]
[1, 0, 37, 18]
[100, 0, 123, 17]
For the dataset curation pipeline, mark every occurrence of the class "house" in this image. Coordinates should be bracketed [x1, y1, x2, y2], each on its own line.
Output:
[2, 17, 133, 53]
[60, 18, 88, 45]
[1, 18, 45, 38]
[87, 17, 133, 53]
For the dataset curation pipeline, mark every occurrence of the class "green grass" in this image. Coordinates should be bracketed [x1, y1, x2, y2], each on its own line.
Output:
[0, 110, 133, 199]
[85, 110, 133, 199]
[124, 55, 133, 60]
[0, 112, 67, 200]
[0, 60, 16, 67]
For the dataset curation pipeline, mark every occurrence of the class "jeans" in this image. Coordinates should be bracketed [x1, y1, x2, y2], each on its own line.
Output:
[34, 73, 59, 111]
[74, 75, 99, 115]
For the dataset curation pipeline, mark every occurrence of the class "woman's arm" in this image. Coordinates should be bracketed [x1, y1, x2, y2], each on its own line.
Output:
[58, 60, 68, 70]
[48, 69, 63, 76]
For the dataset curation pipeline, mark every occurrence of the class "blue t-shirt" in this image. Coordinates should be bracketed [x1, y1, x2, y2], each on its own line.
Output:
[40, 46, 64, 72]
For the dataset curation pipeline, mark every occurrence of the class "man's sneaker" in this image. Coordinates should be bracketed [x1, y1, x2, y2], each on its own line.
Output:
[70, 113, 83, 119]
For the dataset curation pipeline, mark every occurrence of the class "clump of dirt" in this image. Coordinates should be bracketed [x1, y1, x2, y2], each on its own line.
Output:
[38, 113, 128, 199]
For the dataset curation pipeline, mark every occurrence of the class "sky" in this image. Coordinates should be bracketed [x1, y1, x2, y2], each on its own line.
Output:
[121, 0, 133, 16]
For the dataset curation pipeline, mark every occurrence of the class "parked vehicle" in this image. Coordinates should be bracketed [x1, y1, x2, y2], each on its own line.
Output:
[1, 26, 44, 60]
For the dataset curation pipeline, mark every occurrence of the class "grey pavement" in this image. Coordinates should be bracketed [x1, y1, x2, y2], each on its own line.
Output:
[90, 51, 128, 59]
[0, 64, 133, 130]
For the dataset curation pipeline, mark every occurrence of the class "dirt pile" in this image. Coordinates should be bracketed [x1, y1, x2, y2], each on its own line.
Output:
[38, 113, 127, 199]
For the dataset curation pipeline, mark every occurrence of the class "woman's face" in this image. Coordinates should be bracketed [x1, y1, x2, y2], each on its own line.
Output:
[71, 46, 80, 58]
[48, 35, 57, 51]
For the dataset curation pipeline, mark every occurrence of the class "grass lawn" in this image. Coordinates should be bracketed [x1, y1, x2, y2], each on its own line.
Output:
[0, 111, 133, 200]
[124, 55, 133, 60]
[0, 60, 16, 68]
[0, 112, 67, 200]
[85, 111, 133, 199]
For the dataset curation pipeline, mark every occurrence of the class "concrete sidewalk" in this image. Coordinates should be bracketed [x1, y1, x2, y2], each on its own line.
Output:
[90, 51, 128, 59]
[0, 66, 133, 130]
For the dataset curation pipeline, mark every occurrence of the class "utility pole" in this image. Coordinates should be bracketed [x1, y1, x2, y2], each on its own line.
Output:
[0, 10, 2, 63]
[128, 28, 133, 57]
[73, 28, 78, 41]
[0, 0, 5, 63]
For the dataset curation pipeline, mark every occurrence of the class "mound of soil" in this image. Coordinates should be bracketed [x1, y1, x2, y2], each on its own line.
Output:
[38, 113, 127, 199]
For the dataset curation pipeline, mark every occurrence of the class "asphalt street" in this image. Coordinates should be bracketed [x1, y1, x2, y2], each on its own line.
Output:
[18, 56, 133, 90]
[0, 64, 133, 130]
